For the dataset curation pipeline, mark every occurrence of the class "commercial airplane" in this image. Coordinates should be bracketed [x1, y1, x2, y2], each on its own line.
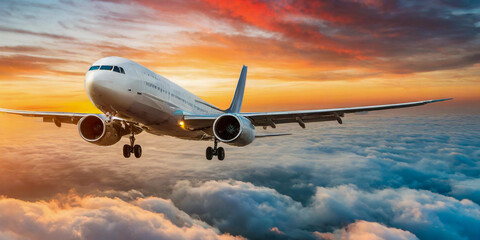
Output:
[0, 57, 451, 160]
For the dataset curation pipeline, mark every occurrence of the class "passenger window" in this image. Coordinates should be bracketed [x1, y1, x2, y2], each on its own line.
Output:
[89, 66, 100, 71]
[100, 65, 113, 70]
[113, 66, 120, 73]
[119, 67, 125, 74]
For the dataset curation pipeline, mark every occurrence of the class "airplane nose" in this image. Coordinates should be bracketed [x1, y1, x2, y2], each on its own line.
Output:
[85, 71, 95, 95]
[85, 71, 113, 109]
[85, 70, 131, 113]
[85, 71, 101, 100]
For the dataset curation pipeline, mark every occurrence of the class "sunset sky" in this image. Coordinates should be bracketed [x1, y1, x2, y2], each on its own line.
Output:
[0, 0, 478, 113]
[1, 1, 480, 240]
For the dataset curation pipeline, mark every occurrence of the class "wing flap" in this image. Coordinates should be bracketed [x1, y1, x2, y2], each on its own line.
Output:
[183, 115, 217, 130]
[255, 132, 291, 138]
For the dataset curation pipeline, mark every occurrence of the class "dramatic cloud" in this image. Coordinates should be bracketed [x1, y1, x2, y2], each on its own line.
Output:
[0, 192, 243, 240]
[213, 114, 480, 212]
[0, 55, 74, 79]
[314, 220, 419, 240]
[0, 0, 479, 238]
[169, 180, 480, 240]
[2, 180, 478, 240]
[1, 0, 479, 112]
[1, 113, 479, 239]
[0, 26, 76, 41]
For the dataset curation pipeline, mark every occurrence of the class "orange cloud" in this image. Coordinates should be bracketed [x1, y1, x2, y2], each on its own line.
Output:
[0, 192, 244, 240]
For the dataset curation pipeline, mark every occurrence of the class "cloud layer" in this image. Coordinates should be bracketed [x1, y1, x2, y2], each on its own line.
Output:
[0, 192, 243, 240]
[1, 180, 478, 240]
[1, 97, 479, 238]
[170, 180, 480, 240]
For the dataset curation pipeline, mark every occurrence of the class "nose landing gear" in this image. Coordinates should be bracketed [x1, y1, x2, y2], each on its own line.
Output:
[206, 138, 225, 161]
[123, 128, 142, 158]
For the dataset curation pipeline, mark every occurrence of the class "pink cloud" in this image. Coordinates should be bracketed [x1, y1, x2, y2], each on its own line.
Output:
[314, 220, 418, 240]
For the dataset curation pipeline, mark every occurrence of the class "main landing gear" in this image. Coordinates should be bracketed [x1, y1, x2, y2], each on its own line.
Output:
[123, 131, 142, 158]
[206, 138, 225, 161]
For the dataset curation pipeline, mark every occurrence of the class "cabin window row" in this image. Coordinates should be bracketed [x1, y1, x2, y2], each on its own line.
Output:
[145, 81, 168, 94]
[88, 65, 125, 74]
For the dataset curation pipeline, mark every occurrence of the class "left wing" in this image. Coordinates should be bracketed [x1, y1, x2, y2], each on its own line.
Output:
[242, 98, 452, 128]
[183, 98, 452, 130]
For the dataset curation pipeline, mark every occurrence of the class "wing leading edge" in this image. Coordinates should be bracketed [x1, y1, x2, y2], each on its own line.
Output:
[0, 108, 91, 125]
[0, 108, 142, 129]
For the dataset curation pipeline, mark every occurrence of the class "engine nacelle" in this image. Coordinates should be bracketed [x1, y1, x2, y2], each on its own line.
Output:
[213, 114, 255, 146]
[78, 115, 123, 146]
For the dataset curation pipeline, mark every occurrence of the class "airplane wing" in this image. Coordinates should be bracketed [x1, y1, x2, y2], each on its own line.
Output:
[0, 108, 141, 131]
[0, 108, 91, 125]
[242, 98, 452, 128]
[183, 98, 452, 130]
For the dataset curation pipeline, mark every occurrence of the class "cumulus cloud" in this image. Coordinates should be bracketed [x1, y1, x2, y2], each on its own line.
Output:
[171, 180, 307, 239]
[314, 220, 418, 240]
[230, 114, 480, 205]
[0, 193, 243, 240]
[170, 180, 480, 240]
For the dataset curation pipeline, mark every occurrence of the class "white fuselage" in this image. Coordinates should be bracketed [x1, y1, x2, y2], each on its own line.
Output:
[85, 57, 223, 140]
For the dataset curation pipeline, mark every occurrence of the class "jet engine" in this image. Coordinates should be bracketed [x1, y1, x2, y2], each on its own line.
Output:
[78, 115, 125, 146]
[213, 114, 255, 146]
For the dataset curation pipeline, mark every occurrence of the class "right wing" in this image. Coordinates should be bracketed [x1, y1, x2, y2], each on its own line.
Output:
[0, 108, 142, 134]
[0, 108, 91, 125]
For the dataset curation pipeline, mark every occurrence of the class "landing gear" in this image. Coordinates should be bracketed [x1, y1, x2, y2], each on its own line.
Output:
[123, 129, 142, 158]
[205, 138, 225, 161]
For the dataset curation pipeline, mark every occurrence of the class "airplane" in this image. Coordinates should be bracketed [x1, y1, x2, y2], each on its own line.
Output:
[0, 57, 452, 160]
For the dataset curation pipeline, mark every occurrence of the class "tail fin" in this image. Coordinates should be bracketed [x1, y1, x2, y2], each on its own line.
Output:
[225, 65, 247, 113]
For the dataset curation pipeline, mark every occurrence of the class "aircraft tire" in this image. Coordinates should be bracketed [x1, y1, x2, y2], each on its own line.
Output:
[217, 147, 225, 161]
[123, 144, 131, 158]
[206, 147, 213, 160]
[133, 144, 142, 158]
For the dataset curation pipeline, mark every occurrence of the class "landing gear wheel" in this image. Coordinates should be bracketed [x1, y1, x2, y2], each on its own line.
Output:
[133, 145, 142, 158]
[205, 139, 226, 161]
[217, 147, 225, 161]
[123, 124, 143, 158]
[206, 147, 213, 160]
[123, 144, 131, 158]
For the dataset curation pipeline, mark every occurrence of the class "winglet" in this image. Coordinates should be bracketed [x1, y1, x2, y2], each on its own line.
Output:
[427, 98, 453, 103]
[226, 65, 247, 113]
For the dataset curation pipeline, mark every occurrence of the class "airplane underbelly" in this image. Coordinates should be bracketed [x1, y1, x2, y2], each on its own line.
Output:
[120, 94, 208, 140]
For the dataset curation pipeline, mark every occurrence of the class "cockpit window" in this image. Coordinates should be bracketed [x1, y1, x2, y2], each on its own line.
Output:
[88, 65, 124, 73]
[89, 65, 100, 71]
[100, 65, 113, 70]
